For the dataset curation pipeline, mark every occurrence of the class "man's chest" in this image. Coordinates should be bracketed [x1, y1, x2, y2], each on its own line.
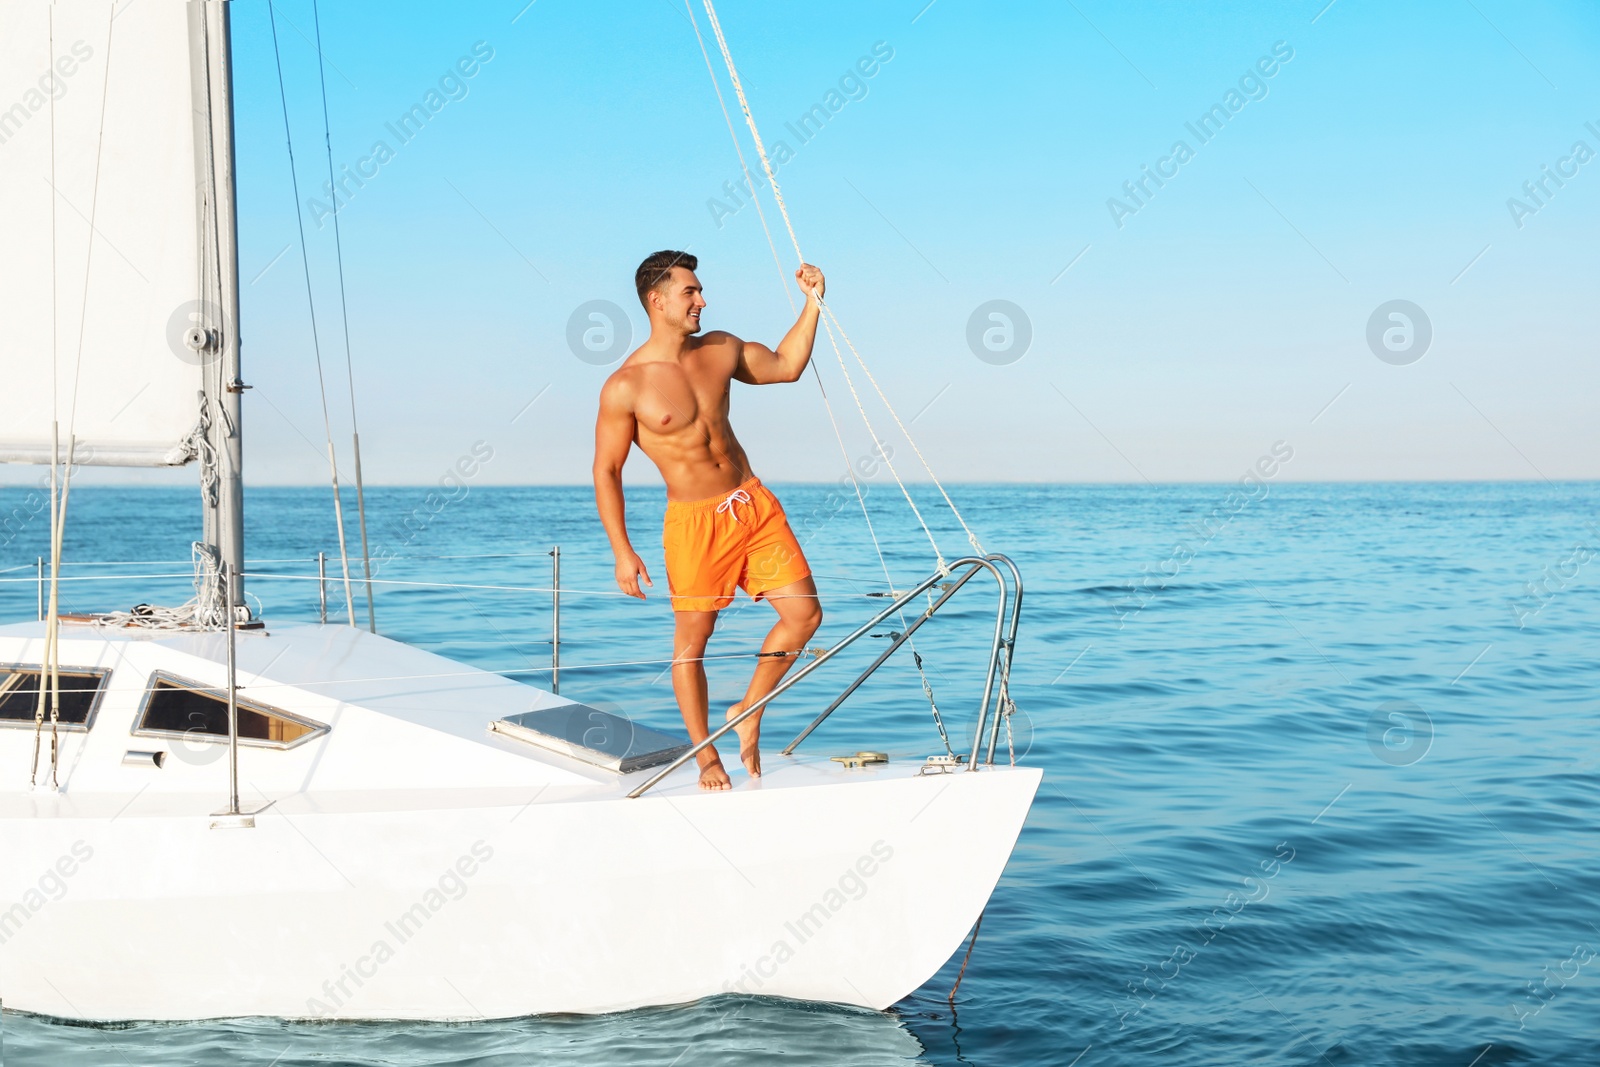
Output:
[633, 364, 730, 434]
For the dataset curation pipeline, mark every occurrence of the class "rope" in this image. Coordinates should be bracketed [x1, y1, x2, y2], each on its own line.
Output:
[682, 0, 795, 313]
[31, 434, 76, 789]
[688, 1, 943, 566]
[797, 317, 952, 752]
[696, 0, 803, 265]
[814, 311, 946, 570]
[691, 0, 974, 569]
[63, 10, 117, 454]
[821, 305, 986, 556]
[309, 0, 376, 634]
[46, 4, 57, 434]
[1005, 694, 1016, 766]
[685, 0, 946, 732]
[34, 7, 57, 791]
[803, 347, 951, 757]
[189, 389, 220, 507]
[690, 0, 955, 751]
[947, 909, 985, 1002]
[91, 544, 229, 632]
[33, 8, 116, 790]
[268, 1, 358, 628]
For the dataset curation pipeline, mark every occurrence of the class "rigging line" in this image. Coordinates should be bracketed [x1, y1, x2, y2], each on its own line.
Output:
[47, 5, 57, 447]
[693, 0, 961, 568]
[691, 0, 951, 745]
[47, 436, 79, 787]
[689, 0, 938, 562]
[698, 0, 803, 267]
[35, 7, 57, 787]
[697, 0, 953, 652]
[267, 0, 358, 628]
[818, 311, 945, 568]
[822, 303, 985, 556]
[807, 347, 953, 755]
[35, 7, 116, 789]
[682, 0, 795, 314]
[31, 434, 77, 789]
[309, 0, 376, 634]
[196, 4, 232, 627]
[63, 10, 117, 443]
[30, 428, 57, 788]
[799, 326, 932, 630]
[682, 0, 935, 660]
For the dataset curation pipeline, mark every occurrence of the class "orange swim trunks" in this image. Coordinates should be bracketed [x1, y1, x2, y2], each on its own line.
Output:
[663, 476, 811, 613]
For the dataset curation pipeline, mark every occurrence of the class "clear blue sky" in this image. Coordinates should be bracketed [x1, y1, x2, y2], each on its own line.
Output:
[46, 0, 1600, 485]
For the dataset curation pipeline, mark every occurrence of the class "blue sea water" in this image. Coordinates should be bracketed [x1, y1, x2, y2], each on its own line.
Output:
[2, 481, 1598, 1066]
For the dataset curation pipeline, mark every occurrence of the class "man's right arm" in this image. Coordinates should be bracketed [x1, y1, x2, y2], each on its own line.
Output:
[593, 376, 653, 599]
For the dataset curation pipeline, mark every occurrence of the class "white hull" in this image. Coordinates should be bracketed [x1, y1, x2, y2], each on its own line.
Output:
[0, 623, 1038, 1021]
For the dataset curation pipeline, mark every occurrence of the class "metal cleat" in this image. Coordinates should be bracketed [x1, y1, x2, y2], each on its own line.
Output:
[830, 751, 889, 769]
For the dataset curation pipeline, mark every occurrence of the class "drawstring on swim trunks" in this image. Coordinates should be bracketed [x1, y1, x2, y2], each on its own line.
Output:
[715, 488, 753, 524]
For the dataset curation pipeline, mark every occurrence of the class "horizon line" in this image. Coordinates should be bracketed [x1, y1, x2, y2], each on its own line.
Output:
[15, 476, 1597, 489]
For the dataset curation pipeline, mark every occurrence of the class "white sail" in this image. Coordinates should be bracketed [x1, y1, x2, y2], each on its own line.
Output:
[0, 0, 213, 467]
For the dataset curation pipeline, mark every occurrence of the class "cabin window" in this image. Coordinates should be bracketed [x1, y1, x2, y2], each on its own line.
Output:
[0, 666, 110, 729]
[134, 673, 326, 749]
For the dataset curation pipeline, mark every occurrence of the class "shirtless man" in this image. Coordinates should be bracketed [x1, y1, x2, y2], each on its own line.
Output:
[593, 250, 825, 790]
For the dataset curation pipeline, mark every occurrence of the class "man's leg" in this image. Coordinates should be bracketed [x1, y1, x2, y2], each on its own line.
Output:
[727, 575, 823, 778]
[672, 609, 731, 790]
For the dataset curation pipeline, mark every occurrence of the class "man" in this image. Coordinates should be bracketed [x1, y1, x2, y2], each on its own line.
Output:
[593, 250, 825, 791]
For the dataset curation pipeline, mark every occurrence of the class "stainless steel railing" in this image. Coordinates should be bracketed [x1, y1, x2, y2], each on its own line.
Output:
[626, 553, 1023, 799]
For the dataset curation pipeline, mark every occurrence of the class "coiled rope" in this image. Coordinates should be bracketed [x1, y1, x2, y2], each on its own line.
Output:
[91, 544, 233, 632]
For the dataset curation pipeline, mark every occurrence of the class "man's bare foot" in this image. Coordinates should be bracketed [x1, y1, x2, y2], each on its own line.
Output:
[697, 750, 732, 791]
[727, 702, 762, 778]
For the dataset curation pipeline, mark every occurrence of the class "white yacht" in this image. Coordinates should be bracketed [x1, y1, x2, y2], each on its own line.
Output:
[0, 1, 1038, 1022]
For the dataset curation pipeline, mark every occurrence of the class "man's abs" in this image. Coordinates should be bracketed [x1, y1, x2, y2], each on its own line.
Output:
[636, 420, 753, 502]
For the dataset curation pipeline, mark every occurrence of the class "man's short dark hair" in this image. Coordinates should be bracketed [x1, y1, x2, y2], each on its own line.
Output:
[635, 250, 697, 307]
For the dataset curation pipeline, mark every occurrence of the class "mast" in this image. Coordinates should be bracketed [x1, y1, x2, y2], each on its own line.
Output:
[192, 1, 246, 613]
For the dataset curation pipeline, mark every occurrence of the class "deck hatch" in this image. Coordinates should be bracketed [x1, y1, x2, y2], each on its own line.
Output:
[133, 671, 327, 750]
[491, 703, 690, 774]
[0, 665, 111, 730]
